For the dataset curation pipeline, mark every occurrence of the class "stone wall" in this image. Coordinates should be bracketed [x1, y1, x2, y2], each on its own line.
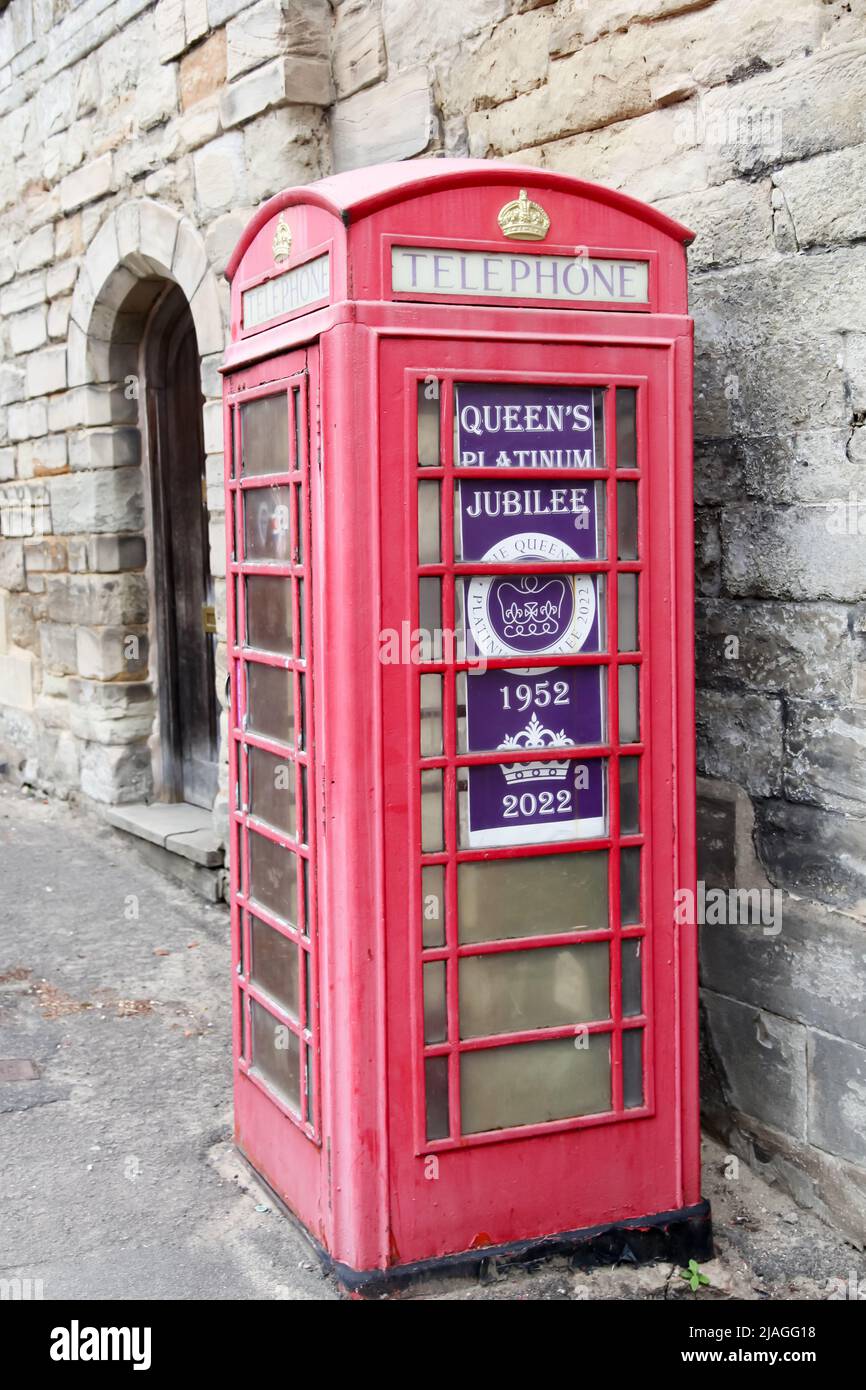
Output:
[0, 0, 865, 1236]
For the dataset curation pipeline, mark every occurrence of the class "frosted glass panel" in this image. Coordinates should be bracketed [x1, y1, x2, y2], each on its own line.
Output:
[418, 481, 441, 563]
[250, 915, 298, 1018]
[623, 1028, 644, 1108]
[248, 829, 296, 924]
[418, 577, 442, 660]
[249, 745, 296, 837]
[618, 573, 638, 651]
[461, 1034, 611, 1133]
[616, 388, 637, 469]
[420, 673, 443, 756]
[417, 380, 440, 466]
[247, 661, 293, 747]
[619, 755, 640, 834]
[621, 937, 642, 1017]
[425, 1057, 449, 1140]
[251, 997, 300, 1111]
[421, 769, 444, 851]
[421, 863, 446, 948]
[246, 576, 292, 656]
[423, 960, 447, 1043]
[618, 665, 640, 744]
[617, 481, 638, 559]
[244, 485, 291, 563]
[241, 394, 289, 477]
[458, 851, 608, 943]
[621, 846, 641, 925]
[459, 941, 609, 1039]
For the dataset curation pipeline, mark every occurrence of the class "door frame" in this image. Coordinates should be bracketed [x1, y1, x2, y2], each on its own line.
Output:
[140, 282, 218, 805]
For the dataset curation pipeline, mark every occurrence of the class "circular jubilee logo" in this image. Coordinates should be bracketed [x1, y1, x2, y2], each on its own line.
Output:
[466, 534, 596, 658]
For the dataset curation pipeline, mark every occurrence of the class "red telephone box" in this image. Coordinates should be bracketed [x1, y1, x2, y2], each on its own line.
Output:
[222, 159, 709, 1293]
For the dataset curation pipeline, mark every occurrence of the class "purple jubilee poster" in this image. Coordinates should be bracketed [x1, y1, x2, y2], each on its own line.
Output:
[456, 383, 607, 849]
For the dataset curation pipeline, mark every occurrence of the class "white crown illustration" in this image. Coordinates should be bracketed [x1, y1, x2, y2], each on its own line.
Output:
[499, 714, 573, 785]
[495, 576, 567, 640]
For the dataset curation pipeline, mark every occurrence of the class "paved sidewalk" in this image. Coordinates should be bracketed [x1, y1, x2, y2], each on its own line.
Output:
[0, 785, 860, 1301]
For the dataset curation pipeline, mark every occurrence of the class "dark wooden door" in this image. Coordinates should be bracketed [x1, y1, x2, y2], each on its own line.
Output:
[145, 284, 219, 808]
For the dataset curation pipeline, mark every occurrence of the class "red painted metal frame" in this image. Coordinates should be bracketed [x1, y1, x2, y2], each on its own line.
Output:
[222, 161, 699, 1277]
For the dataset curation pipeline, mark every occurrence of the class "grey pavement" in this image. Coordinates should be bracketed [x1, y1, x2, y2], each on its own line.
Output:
[0, 784, 860, 1302]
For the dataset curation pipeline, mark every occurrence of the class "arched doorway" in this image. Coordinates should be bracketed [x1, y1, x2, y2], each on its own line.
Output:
[141, 283, 219, 809]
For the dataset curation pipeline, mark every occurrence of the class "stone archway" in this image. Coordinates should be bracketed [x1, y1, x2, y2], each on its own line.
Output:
[65, 199, 229, 842]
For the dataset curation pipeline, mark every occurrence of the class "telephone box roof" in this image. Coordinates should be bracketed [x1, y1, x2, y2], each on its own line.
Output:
[225, 158, 694, 282]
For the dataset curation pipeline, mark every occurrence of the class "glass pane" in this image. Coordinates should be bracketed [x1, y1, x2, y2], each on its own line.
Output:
[623, 1028, 644, 1108]
[621, 846, 641, 925]
[297, 576, 305, 659]
[618, 665, 640, 744]
[617, 481, 638, 559]
[420, 673, 443, 757]
[425, 1056, 449, 1140]
[251, 997, 300, 1111]
[241, 394, 289, 477]
[458, 851, 608, 943]
[457, 665, 606, 754]
[418, 380, 440, 466]
[418, 577, 442, 660]
[301, 857, 310, 937]
[459, 941, 609, 1039]
[244, 485, 291, 563]
[619, 756, 640, 834]
[248, 828, 297, 923]
[423, 960, 447, 1043]
[418, 481, 441, 563]
[297, 671, 306, 750]
[455, 480, 606, 563]
[249, 745, 296, 837]
[461, 1034, 611, 1134]
[246, 576, 292, 656]
[247, 661, 293, 747]
[458, 758, 607, 849]
[421, 769, 444, 852]
[292, 386, 302, 470]
[292, 483, 303, 563]
[621, 937, 642, 1017]
[454, 382, 601, 470]
[299, 764, 308, 845]
[250, 915, 298, 1017]
[616, 388, 637, 469]
[618, 573, 638, 651]
[421, 863, 446, 948]
[462, 572, 606, 660]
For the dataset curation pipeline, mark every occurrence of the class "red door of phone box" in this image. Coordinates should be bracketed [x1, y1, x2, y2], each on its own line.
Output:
[222, 159, 709, 1293]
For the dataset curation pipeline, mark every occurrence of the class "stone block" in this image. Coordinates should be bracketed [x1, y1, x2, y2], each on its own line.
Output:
[25, 347, 67, 398]
[202, 399, 224, 453]
[49, 469, 145, 536]
[69, 428, 141, 472]
[721, 505, 866, 603]
[332, 2, 386, 99]
[755, 799, 866, 917]
[16, 223, 54, 274]
[193, 133, 249, 219]
[0, 450, 15, 482]
[44, 573, 148, 627]
[68, 676, 155, 743]
[1, 272, 47, 316]
[24, 539, 66, 574]
[47, 296, 72, 341]
[702, 891, 866, 1051]
[136, 59, 179, 132]
[75, 626, 149, 681]
[59, 154, 113, 214]
[696, 687, 783, 797]
[702, 990, 807, 1140]
[244, 106, 327, 203]
[89, 535, 147, 573]
[331, 65, 434, 171]
[180, 28, 227, 111]
[695, 598, 852, 703]
[808, 1032, 866, 1167]
[79, 740, 153, 804]
[8, 400, 48, 442]
[0, 539, 25, 590]
[39, 622, 78, 676]
[784, 700, 866, 816]
[0, 650, 34, 710]
[220, 55, 331, 129]
[9, 307, 47, 355]
[382, 0, 507, 71]
[0, 365, 26, 407]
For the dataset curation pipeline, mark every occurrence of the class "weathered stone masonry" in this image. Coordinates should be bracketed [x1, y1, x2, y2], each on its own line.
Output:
[0, 0, 865, 1236]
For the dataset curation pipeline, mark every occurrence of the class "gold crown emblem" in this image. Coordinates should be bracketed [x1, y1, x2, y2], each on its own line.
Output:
[497, 188, 550, 242]
[272, 213, 292, 262]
